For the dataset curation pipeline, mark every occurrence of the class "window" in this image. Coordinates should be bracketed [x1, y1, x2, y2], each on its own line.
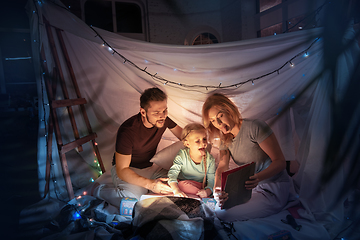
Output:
[85, 0, 113, 32]
[115, 2, 142, 33]
[258, 23, 282, 37]
[258, 0, 282, 13]
[287, 14, 316, 33]
[192, 33, 219, 45]
[84, 1, 142, 34]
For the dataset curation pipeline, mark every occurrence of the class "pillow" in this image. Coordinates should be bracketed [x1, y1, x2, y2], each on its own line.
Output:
[150, 141, 185, 170]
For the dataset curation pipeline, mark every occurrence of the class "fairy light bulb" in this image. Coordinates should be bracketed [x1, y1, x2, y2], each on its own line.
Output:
[72, 212, 81, 220]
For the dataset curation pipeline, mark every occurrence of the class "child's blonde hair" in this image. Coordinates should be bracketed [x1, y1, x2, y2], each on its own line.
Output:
[181, 123, 206, 143]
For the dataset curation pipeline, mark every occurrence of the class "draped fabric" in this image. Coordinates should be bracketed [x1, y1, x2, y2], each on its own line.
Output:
[27, 0, 359, 224]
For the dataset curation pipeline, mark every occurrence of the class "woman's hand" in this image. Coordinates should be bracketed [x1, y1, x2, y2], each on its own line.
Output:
[245, 173, 261, 190]
[213, 187, 228, 208]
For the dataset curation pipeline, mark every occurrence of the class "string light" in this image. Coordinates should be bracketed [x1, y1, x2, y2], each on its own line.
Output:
[92, 25, 319, 90]
[90, 152, 103, 177]
[284, 1, 329, 34]
[87, 1, 328, 91]
[72, 211, 81, 220]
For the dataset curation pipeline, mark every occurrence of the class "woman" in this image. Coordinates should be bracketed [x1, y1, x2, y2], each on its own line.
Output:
[202, 93, 291, 221]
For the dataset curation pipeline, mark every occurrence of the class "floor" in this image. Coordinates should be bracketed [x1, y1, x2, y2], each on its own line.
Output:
[1, 109, 42, 240]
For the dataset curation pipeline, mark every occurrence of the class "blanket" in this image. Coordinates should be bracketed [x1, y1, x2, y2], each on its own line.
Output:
[132, 197, 229, 240]
[18, 196, 230, 240]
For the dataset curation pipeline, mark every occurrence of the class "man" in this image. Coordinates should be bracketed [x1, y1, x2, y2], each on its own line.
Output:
[111, 87, 182, 200]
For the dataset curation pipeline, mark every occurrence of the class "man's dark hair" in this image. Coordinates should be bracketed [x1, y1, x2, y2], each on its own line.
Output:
[140, 87, 167, 111]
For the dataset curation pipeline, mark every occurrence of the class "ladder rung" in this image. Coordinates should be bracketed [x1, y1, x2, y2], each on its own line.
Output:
[60, 133, 97, 154]
[51, 98, 87, 108]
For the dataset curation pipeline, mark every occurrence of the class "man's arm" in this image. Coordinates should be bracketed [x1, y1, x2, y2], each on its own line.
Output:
[115, 152, 172, 193]
[170, 125, 183, 140]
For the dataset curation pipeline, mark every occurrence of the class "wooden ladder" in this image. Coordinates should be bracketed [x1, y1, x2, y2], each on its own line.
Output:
[41, 17, 105, 200]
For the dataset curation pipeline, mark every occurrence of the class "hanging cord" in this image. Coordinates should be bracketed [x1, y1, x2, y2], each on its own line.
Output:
[202, 154, 207, 189]
[220, 220, 238, 240]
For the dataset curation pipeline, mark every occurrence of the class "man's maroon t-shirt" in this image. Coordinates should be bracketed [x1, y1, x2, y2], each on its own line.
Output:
[114, 112, 177, 169]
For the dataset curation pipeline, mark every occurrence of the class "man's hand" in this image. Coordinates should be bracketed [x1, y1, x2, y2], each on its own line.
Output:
[173, 189, 188, 197]
[151, 178, 173, 194]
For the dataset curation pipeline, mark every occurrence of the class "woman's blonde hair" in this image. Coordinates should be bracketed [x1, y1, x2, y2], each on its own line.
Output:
[202, 93, 242, 146]
[181, 122, 206, 143]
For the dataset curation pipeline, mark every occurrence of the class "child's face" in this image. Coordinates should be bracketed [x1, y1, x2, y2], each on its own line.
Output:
[185, 130, 208, 157]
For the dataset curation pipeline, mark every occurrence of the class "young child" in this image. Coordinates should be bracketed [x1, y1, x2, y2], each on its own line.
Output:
[168, 123, 216, 198]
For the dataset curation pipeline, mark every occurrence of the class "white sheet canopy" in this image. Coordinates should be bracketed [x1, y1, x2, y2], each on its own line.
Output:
[27, 0, 359, 226]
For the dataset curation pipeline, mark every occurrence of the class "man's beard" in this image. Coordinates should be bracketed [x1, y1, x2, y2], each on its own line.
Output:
[146, 113, 164, 128]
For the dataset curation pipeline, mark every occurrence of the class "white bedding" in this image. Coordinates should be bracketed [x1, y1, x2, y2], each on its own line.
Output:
[71, 140, 331, 240]
[73, 169, 331, 240]
[230, 210, 330, 240]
